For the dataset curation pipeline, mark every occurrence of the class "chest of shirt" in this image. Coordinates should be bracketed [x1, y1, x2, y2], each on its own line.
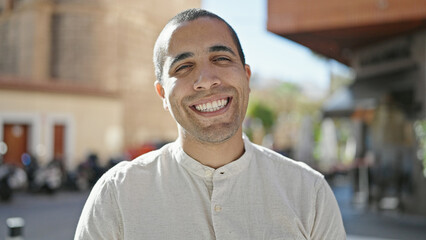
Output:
[115, 169, 310, 240]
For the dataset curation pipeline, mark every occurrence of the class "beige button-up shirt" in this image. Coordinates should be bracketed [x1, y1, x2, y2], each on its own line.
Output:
[75, 137, 346, 239]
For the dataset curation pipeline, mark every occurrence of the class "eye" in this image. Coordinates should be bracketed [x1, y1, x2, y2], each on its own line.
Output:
[175, 63, 193, 73]
[213, 56, 231, 62]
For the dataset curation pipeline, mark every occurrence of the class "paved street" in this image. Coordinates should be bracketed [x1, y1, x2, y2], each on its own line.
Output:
[334, 182, 426, 240]
[0, 190, 89, 240]
[1, 183, 426, 239]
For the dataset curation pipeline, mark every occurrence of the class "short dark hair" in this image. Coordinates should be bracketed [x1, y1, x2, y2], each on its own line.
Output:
[153, 8, 246, 83]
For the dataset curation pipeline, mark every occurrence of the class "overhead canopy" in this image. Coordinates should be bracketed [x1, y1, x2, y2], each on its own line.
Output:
[267, 0, 426, 65]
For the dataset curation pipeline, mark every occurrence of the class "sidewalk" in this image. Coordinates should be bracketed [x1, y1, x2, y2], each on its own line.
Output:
[0, 190, 89, 240]
[332, 180, 426, 240]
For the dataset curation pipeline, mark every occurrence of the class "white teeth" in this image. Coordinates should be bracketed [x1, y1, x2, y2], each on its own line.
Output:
[194, 98, 228, 112]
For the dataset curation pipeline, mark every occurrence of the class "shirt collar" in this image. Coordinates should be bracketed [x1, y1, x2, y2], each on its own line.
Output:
[172, 135, 253, 179]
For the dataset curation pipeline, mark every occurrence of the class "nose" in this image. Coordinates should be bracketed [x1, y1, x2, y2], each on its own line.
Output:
[193, 66, 221, 91]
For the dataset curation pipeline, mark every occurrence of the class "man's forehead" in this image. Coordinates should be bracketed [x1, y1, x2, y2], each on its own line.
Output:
[165, 18, 235, 54]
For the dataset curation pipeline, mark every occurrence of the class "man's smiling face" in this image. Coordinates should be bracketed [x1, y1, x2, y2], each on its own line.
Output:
[155, 17, 251, 144]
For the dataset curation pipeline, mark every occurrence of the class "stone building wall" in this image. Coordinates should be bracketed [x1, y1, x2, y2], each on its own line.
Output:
[0, 0, 200, 168]
[107, 0, 201, 146]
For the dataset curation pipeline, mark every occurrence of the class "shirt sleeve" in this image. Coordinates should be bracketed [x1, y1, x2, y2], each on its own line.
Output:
[74, 172, 123, 240]
[310, 178, 346, 240]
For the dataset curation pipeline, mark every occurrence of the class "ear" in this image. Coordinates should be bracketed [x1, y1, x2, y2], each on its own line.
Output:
[155, 81, 165, 98]
[244, 64, 251, 80]
[244, 64, 251, 92]
[155, 81, 169, 111]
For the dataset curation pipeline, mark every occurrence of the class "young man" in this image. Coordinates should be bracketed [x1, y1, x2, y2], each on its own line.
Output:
[75, 8, 346, 239]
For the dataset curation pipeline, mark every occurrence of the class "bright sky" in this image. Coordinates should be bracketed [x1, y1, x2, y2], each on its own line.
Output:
[202, 0, 351, 91]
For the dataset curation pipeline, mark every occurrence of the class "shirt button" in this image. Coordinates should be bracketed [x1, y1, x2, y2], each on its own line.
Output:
[205, 170, 213, 178]
[214, 205, 222, 212]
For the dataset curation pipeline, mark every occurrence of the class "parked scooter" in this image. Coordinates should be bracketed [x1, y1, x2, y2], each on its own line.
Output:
[74, 153, 105, 190]
[22, 154, 63, 194]
[0, 162, 27, 201]
[33, 159, 63, 194]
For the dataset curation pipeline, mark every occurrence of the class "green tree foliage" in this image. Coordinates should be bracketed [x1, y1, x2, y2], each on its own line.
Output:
[247, 80, 324, 133]
[247, 99, 276, 133]
[245, 80, 326, 149]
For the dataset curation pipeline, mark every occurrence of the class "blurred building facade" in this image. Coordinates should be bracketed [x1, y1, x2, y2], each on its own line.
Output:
[0, 0, 199, 170]
[267, 0, 426, 214]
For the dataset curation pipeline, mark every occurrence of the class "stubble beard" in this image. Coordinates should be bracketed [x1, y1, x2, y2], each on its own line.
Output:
[184, 115, 242, 144]
[173, 87, 245, 145]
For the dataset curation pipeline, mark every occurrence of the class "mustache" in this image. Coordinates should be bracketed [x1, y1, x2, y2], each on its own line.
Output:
[184, 86, 237, 103]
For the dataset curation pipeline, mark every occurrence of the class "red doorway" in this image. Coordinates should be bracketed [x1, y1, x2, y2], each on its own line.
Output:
[53, 124, 65, 161]
[3, 124, 29, 167]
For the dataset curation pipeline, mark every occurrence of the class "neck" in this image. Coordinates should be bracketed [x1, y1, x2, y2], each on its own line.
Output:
[178, 128, 245, 169]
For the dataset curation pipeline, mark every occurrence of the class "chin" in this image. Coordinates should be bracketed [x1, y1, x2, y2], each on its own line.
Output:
[196, 124, 240, 144]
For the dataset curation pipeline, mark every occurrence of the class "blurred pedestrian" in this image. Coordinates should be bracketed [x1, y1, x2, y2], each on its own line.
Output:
[75, 8, 345, 239]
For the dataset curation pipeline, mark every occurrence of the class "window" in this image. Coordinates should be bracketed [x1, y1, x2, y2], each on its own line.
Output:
[50, 13, 94, 83]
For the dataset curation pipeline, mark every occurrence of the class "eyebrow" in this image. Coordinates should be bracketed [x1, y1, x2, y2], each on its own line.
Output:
[209, 45, 236, 56]
[170, 52, 194, 69]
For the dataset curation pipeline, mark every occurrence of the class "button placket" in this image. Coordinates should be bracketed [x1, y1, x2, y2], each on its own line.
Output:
[210, 169, 231, 240]
[210, 169, 229, 214]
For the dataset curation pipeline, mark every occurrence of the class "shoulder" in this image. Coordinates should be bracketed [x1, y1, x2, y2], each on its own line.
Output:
[248, 140, 324, 187]
[100, 142, 174, 184]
